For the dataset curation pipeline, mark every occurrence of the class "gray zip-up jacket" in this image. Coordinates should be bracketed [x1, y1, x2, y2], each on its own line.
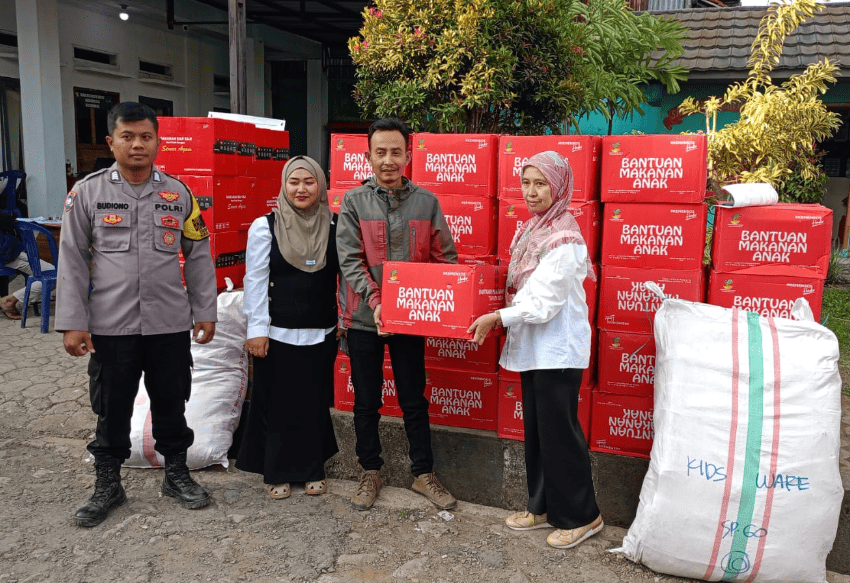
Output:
[336, 176, 457, 332]
[55, 164, 217, 335]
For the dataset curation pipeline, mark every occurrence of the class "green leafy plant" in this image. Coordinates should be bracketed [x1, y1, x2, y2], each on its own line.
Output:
[821, 287, 850, 395]
[349, 0, 687, 134]
[678, 0, 841, 200]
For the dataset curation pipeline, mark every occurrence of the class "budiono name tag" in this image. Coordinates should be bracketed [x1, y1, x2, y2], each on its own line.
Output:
[306, 259, 316, 265]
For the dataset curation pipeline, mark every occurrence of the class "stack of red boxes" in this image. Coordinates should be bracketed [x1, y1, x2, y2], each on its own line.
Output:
[157, 117, 289, 291]
[591, 134, 709, 458]
[494, 135, 603, 443]
[707, 203, 832, 320]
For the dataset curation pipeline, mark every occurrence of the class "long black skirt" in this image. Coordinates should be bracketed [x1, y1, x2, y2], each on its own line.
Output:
[236, 332, 339, 484]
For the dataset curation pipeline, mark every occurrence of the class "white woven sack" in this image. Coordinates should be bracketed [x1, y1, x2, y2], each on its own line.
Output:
[614, 288, 842, 583]
[124, 285, 248, 469]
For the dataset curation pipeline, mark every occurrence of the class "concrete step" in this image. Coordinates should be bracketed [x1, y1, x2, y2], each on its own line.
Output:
[328, 410, 850, 575]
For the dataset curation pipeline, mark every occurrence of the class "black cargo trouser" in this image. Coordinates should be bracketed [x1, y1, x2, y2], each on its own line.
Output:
[86, 332, 194, 463]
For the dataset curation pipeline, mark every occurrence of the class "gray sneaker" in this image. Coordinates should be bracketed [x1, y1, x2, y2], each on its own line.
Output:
[412, 472, 457, 510]
[352, 470, 382, 510]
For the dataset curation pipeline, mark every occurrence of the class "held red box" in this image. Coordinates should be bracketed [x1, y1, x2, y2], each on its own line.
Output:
[600, 202, 706, 269]
[329, 134, 372, 190]
[176, 175, 242, 233]
[496, 198, 600, 261]
[411, 133, 498, 197]
[424, 335, 501, 373]
[157, 117, 243, 176]
[711, 203, 832, 277]
[458, 255, 498, 266]
[597, 330, 656, 398]
[707, 269, 824, 321]
[253, 127, 289, 179]
[333, 354, 402, 417]
[328, 188, 346, 214]
[589, 392, 654, 459]
[425, 366, 498, 431]
[498, 135, 601, 201]
[497, 371, 591, 442]
[600, 134, 708, 203]
[598, 265, 704, 334]
[436, 194, 497, 257]
[381, 262, 505, 339]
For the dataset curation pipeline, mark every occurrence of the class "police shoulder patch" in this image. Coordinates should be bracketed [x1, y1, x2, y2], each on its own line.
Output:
[182, 195, 210, 240]
[64, 191, 77, 213]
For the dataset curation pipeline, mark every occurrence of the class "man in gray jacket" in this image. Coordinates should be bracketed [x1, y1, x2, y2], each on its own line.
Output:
[336, 117, 458, 511]
[56, 102, 218, 527]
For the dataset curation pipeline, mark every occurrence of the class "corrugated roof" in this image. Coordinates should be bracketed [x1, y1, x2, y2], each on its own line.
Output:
[651, 3, 850, 80]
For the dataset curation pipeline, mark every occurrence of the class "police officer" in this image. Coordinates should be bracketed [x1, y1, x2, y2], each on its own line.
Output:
[56, 102, 218, 527]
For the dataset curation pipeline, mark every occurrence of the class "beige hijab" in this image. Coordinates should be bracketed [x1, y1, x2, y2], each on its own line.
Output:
[273, 156, 331, 273]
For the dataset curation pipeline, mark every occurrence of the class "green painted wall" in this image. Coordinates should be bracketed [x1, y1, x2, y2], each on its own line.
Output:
[574, 82, 850, 136]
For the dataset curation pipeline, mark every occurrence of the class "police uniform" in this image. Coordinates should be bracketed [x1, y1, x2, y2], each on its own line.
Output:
[56, 163, 217, 463]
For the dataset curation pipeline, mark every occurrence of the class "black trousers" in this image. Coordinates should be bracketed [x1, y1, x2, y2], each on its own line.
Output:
[520, 368, 600, 529]
[347, 329, 433, 476]
[87, 332, 194, 462]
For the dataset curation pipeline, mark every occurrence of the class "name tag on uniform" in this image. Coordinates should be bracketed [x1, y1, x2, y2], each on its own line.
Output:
[306, 259, 316, 266]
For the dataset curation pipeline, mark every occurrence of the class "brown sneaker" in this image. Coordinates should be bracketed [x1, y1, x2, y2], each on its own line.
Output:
[505, 511, 550, 531]
[411, 472, 457, 510]
[351, 470, 382, 511]
[546, 515, 604, 549]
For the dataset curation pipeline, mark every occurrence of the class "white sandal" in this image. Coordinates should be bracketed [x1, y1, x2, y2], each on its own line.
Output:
[265, 483, 290, 499]
[305, 480, 327, 496]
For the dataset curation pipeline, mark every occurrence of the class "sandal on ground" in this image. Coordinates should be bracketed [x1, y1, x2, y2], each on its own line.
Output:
[265, 483, 290, 499]
[1, 308, 21, 320]
[305, 480, 327, 496]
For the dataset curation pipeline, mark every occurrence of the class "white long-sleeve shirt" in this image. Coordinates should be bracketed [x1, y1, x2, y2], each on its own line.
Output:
[498, 243, 591, 372]
[243, 216, 335, 346]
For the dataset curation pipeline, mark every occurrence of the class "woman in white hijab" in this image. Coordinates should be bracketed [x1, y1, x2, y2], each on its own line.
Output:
[236, 156, 342, 500]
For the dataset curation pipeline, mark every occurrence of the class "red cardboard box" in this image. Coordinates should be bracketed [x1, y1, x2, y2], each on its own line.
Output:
[411, 133, 498, 197]
[597, 330, 656, 398]
[176, 175, 243, 233]
[180, 229, 248, 291]
[601, 202, 706, 269]
[496, 198, 601, 261]
[328, 188, 346, 214]
[711, 203, 832, 277]
[424, 335, 500, 373]
[436, 194, 497, 257]
[600, 134, 708, 203]
[425, 366, 498, 431]
[589, 392, 654, 459]
[707, 269, 824, 321]
[497, 372, 591, 442]
[157, 117, 243, 176]
[333, 354, 402, 417]
[598, 265, 704, 333]
[253, 127, 289, 179]
[458, 255, 498, 266]
[381, 262, 505, 339]
[235, 123, 256, 176]
[498, 135, 601, 201]
[250, 178, 280, 221]
[329, 134, 372, 190]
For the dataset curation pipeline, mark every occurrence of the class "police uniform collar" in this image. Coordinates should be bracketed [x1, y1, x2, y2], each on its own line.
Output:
[107, 163, 160, 184]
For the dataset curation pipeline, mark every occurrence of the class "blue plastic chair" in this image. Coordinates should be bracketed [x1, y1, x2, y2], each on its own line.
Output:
[0, 170, 25, 217]
[15, 221, 58, 333]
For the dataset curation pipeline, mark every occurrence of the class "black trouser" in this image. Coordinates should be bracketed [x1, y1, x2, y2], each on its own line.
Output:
[87, 332, 194, 462]
[347, 329, 433, 476]
[521, 368, 600, 529]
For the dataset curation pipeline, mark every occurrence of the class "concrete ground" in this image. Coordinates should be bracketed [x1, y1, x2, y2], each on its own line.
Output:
[1, 280, 849, 582]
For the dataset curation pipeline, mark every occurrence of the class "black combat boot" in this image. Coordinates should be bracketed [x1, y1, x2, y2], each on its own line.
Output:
[72, 458, 126, 527]
[161, 452, 211, 509]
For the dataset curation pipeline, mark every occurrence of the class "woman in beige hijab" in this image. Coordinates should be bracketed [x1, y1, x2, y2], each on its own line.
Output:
[236, 156, 342, 499]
